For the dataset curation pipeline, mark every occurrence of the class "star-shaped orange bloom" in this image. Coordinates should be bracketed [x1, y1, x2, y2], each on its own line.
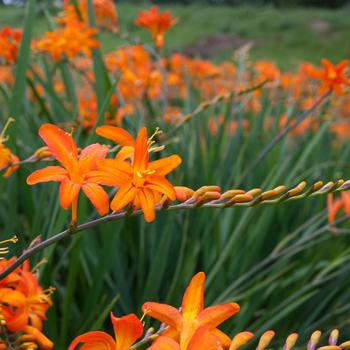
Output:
[307, 58, 350, 95]
[142, 272, 240, 349]
[69, 313, 143, 350]
[134, 6, 178, 49]
[27, 123, 110, 224]
[91, 126, 182, 222]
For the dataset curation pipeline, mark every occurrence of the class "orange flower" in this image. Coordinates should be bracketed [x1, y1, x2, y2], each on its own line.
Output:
[27, 123, 109, 224]
[307, 59, 350, 95]
[134, 6, 178, 49]
[149, 326, 223, 350]
[0, 26, 22, 64]
[1, 261, 53, 332]
[92, 126, 182, 222]
[69, 313, 143, 350]
[142, 272, 240, 349]
[35, 14, 99, 61]
[0, 259, 53, 349]
[78, 0, 119, 33]
[0, 118, 19, 178]
[327, 192, 350, 225]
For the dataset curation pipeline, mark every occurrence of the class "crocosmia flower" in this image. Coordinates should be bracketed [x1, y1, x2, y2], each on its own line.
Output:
[90, 126, 182, 222]
[134, 6, 178, 50]
[69, 313, 143, 350]
[308, 58, 350, 95]
[143, 272, 240, 349]
[27, 123, 109, 224]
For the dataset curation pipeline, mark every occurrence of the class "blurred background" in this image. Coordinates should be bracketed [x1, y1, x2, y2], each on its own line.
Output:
[1, 0, 350, 69]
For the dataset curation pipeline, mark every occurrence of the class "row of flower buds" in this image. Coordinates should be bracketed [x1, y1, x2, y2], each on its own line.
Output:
[226, 329, 350, 350]
[173, 179, 350, 208]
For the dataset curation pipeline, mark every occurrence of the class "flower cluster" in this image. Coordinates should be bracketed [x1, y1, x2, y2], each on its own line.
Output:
[0, 26, 22, 64]
[0, 258, 53, 350]
[27, 124, 181, 223]
[35, 5, 99, 61]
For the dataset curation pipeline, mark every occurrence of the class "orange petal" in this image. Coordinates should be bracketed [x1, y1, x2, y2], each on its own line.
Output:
[98, 159, 133, 180]
[0, 288, 26, 307]
[342, 192, 350, 214]
[115, 146, 134, 161]
[3, 154, 19, 178]
[142, 302, 182, 331]
[182, 272, 205, 322]
[138, 188, 156, 222]
[25, 326, 54, 350]
[79, 143, 109, 174]
[59, 180, 80, 210]
[39, 123, 78, 168]
[149, 155, 182, 176]
[5, 308, 28, 332]
[111, 313, 143, 350]
[96, 125, 135, 146]
[148, 336, 180, 350]
[82, 183, 109, 216]
[133, 128, 148, 171]
[196, 303, 240, 329]
[68, 331, 116, 350]
[212, 328, 232, 348]
[146, 176, 176, 200]
[26, 166, 68, 185]
[187, 325, 223, 350]
[85, 170, 128, 187]
[110, 183, 137, 211]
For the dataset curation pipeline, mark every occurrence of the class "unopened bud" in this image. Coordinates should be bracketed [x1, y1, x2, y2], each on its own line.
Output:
[257, 330, 275, 350]
[230, 331, 254, 350]
[284, 333, 298, 350]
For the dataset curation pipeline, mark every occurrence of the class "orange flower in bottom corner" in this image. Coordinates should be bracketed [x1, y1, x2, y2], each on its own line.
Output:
[142, 272, 240, 349]
[69, 313, 143, 350]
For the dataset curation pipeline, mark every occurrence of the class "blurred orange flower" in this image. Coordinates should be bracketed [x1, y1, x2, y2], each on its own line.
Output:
[0, 118, 19, 178]
[327, 192, 350, 225]
[308, 59, 350, 95]
[0, 26, 22, 64]
[35, 14, 99, 61]
[134, 6, 178, 49]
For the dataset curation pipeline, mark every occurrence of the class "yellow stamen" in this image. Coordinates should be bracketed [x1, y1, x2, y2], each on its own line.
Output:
[137, 169, 156, 178]
[147, 127, 162, 147]
[140, 310, 149, 322]
[0, 117, 14, 144]
[149, 145, 165, 153]
[31, 258, 48, 273]
[0, 235, 18, 245]
[43, 286, 56, 296]
[0, 235, 18, 259]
